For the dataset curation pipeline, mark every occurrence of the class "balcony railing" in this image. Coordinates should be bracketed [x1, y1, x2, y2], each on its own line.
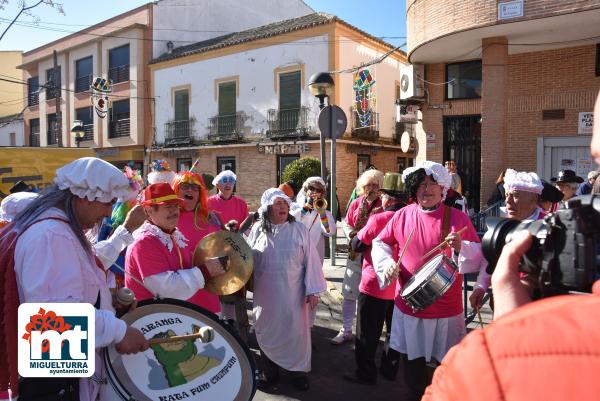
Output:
[351, 111, 379, 140]
[82, 124, 94, 141]
[47, 128, 60, 146]
[165, 119, 194, 146]
[208, 113, 243, 142]
[29, 132, 40, 147]
[108, 65, 130, 84]
[45, 83, 60, 100]
[75, 75, 92, 93]
[109, 118, 130, 138]
[266, 106, 310, 139]
[27, 92, 39, 107]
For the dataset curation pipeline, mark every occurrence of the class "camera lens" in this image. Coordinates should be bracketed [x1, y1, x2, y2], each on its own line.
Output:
[481, 217, 523, 274]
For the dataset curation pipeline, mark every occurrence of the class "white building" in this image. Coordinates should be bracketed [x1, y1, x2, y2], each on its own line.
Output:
[0, 115, 24, 147]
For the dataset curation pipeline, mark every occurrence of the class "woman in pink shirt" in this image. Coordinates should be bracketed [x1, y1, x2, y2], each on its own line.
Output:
[207, 170, 249, 230]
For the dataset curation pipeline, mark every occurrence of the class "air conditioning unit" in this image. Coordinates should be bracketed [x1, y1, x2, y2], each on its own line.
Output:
[399, 64, 425, 100]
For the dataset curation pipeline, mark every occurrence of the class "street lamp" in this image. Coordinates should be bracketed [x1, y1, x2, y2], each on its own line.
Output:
[308, 72, 335, 181]
[71, 120, 85, 147]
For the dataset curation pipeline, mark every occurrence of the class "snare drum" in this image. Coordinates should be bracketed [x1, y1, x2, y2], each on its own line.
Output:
[400, 254, 458, 311]
[101, 299, 257, 401]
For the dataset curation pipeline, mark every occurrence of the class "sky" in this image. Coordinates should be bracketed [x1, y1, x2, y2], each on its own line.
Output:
[0, 0, 407, 52]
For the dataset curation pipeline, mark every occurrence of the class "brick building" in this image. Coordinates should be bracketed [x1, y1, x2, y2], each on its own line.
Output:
[404, 0, 600, 209]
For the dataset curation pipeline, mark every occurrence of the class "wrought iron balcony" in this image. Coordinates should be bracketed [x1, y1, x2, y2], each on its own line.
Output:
[266, 106, 310, 139]
[75, 75, 92, 93]
[351, 111, 379, 140]
[82, 124, 94, 141]
[165, 119, 194, 146]
[47, 128, 60, 146]
[208, 113, 243, 142]
[29, 132, 40, 147]
[27, 92, 39, 107]
[108, 64, 130, 84]
[109, 118, 130, 138]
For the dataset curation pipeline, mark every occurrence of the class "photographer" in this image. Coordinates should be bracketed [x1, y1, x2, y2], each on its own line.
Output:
[422, 91, 600, 401]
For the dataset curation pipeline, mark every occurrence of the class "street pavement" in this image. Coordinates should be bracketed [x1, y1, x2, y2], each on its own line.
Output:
[247, 229, 493, 401]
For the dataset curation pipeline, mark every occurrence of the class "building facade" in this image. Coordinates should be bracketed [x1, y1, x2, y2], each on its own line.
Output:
[0, 51, 24, 146]
[405, 0, 600, 209]
[149, 13, 410, 210]
[18, 0, 314, 167]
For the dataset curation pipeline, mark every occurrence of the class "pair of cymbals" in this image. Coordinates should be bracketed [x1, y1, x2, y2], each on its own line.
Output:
[193, 231, 254, 295]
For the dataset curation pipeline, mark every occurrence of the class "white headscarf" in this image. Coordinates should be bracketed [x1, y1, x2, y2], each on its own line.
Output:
[297, 176, 326, 205]
[0, 192, 39, 222]
[402, 161, 452, 200]
[54, 157, 132, 202]
[258, 188, 292, 215]
[503, 169, 543, 195]
[212, 170, 236, 186]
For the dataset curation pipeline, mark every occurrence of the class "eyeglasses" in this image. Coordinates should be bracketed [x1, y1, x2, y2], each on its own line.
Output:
[418, 182, 440, 191]
[218, 176, 236, 185]
[307, 186, 323, 193]
[180, 183, 200, 191]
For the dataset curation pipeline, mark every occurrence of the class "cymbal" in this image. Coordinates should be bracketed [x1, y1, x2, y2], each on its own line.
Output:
[193, 231, 253, 295]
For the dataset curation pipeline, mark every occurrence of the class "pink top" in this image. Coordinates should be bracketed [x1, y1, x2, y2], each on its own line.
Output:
[357, 210, 397, 300]
[345, 195, 383, 228]
[208, 195, 249, 226]
[377, 203, 480, 318]
[125, 229, 220, 313]
[176, 210, 222, 313]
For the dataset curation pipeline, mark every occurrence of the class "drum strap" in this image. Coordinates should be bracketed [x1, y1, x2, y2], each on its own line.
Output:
[440, 205, 451, 242]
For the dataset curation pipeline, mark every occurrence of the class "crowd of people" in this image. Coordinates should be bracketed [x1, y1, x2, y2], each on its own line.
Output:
[1, 92, 600, 400]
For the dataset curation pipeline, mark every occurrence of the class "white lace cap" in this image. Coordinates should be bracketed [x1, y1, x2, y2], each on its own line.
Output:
[302, 176, 326, 189]
[258, 188, 292, 215]
[54, 157, 132, 203]
[148, 171, 176, 185]
[212, 170, 236, 185]
[0, 192, 38, 222]
[503, 169, 543, 195]
[402, 161, 452, 189]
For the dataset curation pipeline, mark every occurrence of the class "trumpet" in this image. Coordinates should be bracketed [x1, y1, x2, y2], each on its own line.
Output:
[314, 198, 328, 212]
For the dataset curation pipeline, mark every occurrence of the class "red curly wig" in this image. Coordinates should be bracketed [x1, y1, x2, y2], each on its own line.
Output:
[171, 172, 209, 226]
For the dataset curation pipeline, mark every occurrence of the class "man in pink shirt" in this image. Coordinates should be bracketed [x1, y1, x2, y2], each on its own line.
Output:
[126, 183, 223, 313]
[344, 172, 407, 385]
[208, 170, 249, 230]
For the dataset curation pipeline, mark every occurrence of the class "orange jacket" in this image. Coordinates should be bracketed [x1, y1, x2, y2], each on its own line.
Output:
[423, 285, 600, 401]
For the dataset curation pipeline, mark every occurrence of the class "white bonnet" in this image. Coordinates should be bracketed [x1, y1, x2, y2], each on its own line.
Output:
[148, 171, 176, 185]
[0, 192, 39, 222]
[402, 161, 452, 189]
[212, 170, 237, 185]
[258, 188, 292, 214]
[54, 157, 132, 202]
[302, 176, 326, 189]
[503, 169, 543, 195]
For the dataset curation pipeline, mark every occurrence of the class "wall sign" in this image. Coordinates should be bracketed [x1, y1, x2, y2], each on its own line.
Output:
[257, 143, 310, 155]
[498, 0, 523, 20]
[346, 144, 379, 155]
[398, 105, 419, 123]
[578, 112, 593, 135]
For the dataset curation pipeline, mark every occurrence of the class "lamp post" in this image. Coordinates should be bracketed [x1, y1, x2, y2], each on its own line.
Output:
[309, 72, 339, 264]
[71, 120, 85, 147]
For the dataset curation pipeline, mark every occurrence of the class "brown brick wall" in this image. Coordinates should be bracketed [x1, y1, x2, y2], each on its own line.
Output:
[407, 0, 600, 53]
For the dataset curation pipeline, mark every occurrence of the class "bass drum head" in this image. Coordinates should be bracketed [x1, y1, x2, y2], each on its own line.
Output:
[104, 298, 257, 401]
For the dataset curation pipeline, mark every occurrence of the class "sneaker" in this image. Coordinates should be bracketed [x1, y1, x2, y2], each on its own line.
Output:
[330, 330, 353, 345]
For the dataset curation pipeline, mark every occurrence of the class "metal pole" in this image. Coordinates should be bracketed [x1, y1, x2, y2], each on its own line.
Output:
[53, 50, 62, 147]
[318, 100, 326, 182]
[329, 104, 337, 266]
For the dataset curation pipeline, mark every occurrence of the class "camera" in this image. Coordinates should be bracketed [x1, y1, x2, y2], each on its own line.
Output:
[482, 194, 600, 294]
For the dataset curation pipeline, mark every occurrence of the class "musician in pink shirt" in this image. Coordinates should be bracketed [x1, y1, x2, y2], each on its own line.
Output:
[208, 170, 249, 230]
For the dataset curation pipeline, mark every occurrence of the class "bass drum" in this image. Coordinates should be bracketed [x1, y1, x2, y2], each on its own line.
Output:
[101, 298, 257, 401]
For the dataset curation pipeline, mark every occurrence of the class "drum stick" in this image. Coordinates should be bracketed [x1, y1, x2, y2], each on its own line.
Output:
[148, 326, 214, 345]
[384, 227, 415, 287]
[419, 226, 468, 261]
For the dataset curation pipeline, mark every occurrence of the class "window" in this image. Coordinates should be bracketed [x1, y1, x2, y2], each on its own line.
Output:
[218, 82, 236, 117]
[397, 157, 414, 174]
[217, 156, 236, 173]
[27, 77, 39, 106]
[109, 99, 130, 138]
[75, 56, 93, 93]
[47, 113, 58, 145]
[29, 118, 40, 147]
[174, 89, 189, 121]
[277, 155, 299, 185]
[278, 71, 301, 130]
[357, 154, 371, 177]
[45, 66, 61, 99]
[596, 43, 600, 77]
[76, 106, 93, 141]
[9, 132, 16, 146]
[446, 60, 482, 100]
[109, 44, 130, 83]
[177, 158, 192, 172]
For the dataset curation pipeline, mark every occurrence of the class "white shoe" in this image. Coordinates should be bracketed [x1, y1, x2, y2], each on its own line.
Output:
[331, 330, 353, 345]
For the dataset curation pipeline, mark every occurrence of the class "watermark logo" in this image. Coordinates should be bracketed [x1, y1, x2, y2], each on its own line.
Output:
[18, 303, 95, 377]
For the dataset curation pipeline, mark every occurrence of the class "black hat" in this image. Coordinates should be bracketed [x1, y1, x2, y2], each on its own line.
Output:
[9, 180, 29, 194]
[550, 169, 584, 184]
[541, 180, 564, 203]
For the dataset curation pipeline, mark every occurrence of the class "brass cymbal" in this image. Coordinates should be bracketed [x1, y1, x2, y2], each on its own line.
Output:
[193, 230, 254, 295]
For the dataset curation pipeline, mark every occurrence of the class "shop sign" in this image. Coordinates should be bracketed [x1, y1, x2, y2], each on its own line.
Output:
[345, 144, 379, 155]
[498, 0, 523, 20]
[257, 143, 310, 154]
[578, 112, 593, 135]
[398, 105, 419, 123]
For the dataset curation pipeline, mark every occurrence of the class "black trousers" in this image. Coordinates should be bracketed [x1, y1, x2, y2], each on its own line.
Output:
[401, 354, 438, 400]
[354, 292, 400, 381]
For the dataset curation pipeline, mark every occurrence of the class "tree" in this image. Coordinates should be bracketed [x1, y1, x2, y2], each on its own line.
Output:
[0, 0, 65, 43]
[281, 157, 327, 189]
